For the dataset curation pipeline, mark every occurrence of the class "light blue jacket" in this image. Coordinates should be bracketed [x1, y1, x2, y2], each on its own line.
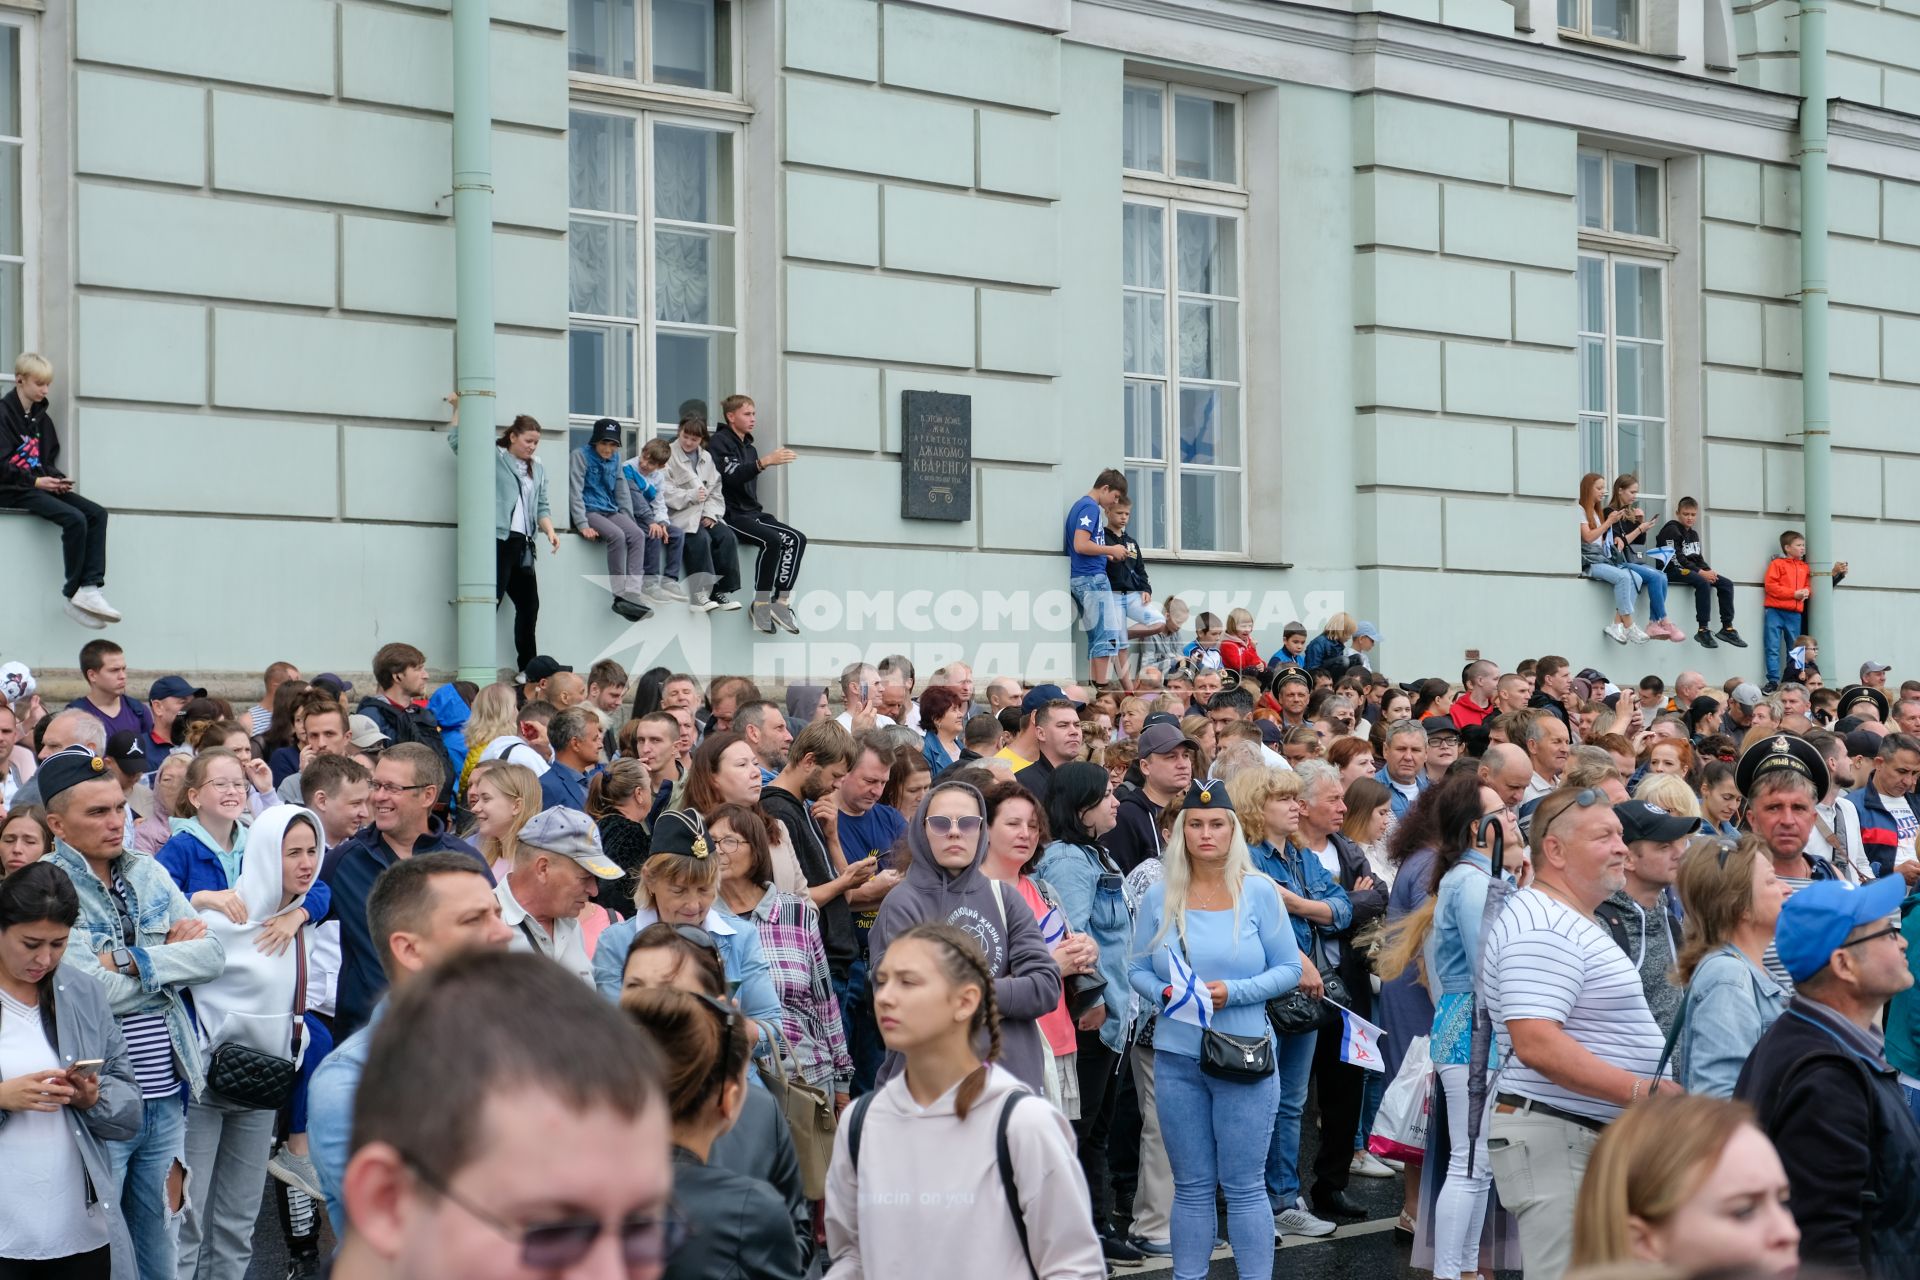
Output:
[1374, 765, 1430, 820]
[1032, 838, 1134, 1053]
[1676, 944, 1789, 1098]
[1127, 875, 1302, 1061]
[1425, 852, 1500, 996]
[1250, 839, 1351, 954]
[591, 905, 786, 1048]
[46, 841, 227, 1098]
[448, 427, 550, 540]
[309, 999, 382, 1238]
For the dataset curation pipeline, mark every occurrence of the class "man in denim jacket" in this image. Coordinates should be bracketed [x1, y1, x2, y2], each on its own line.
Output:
[41, 746, 225, 1280]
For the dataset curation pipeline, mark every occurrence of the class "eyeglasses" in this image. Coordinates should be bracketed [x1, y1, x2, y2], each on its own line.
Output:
[926, 814, 983, 837]
[200, 779, 249, 794]
[710, 834, 746, 854]
[369, 780, 432, 796]
[1841, 922, 1903, 949]
[398, 1151, 688, 1268]
[1539, 787, 1608, 843]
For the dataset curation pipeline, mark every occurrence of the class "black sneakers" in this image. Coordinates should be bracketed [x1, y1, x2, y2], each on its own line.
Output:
[1717, 628, 1749, 648]
[1696, 629, 1718, 649]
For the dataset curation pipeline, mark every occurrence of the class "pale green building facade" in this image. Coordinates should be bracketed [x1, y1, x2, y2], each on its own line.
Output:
[5, 0, 1919, 685]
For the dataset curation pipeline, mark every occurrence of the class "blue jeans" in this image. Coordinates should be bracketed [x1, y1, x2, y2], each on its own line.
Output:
[1356, 1066, 1385, 1152]
[1264, 1029, 1318, 1208]
[1158, 1047, 1280, 1280]
[1586, 562, 1669, 622]
[836, 959, 885, 1096]
[1069, 574, 1122, 660]
[1764, 606, 1802, 682]
[105, 1091, 190, 1280]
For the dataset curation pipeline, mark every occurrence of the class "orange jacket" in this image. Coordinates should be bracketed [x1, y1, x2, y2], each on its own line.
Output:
[1764, 555, 1810, 612]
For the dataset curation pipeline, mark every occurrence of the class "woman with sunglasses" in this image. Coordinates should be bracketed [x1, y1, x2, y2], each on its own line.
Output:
[869, 782, 1061, 1095]
[825, 922, 1105, 1279]
[1032, 762, 1140, 1267]
[1671, 834, 1791, 1098]
[623, 986, 804, 1280]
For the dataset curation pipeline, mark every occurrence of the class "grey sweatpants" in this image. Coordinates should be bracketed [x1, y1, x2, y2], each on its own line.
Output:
[177, 1094, 275, 1280]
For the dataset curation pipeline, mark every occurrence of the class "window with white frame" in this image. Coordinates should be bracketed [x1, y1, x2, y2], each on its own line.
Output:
[1558, 0, 1641, 46]
[569, 110, 740, 451]
[1120, 81, 1245, 555]
[569, 0, 733, 94]
[0, 18, 33, 387]
[1576, 149, 1669, 503]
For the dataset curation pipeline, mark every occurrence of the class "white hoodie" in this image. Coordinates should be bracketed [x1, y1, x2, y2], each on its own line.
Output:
[824, 1064, 1104, 1280]
[192, 805, 315, 1064]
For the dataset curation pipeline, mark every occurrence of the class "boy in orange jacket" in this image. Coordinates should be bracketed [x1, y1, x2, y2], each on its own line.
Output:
[1763, 530, 1847, 690]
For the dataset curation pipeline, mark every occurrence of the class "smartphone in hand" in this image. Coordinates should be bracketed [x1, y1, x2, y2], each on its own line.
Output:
[67, 1059, 105, 1079]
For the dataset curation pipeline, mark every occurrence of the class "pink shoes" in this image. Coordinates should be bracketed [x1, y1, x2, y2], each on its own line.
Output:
[1648, 619, 1686, 642]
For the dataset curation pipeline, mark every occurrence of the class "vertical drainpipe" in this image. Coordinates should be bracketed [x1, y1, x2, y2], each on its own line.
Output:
[452, 0, 499, 682]
[1799, 0, 1833, 587]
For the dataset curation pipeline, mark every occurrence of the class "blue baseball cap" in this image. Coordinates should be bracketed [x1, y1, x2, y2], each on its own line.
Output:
[1774, 874, 1908, 983]
[1021, 683, 1084, 715]
[148, 675, 206, 702]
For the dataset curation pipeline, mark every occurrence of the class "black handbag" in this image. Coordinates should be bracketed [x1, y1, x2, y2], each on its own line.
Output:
[207, 933, 306, 1110]
[1175, 935, 1274, 1082]
[1065, 970, 1109, 1020]
[1266, 918, 1350, 1038]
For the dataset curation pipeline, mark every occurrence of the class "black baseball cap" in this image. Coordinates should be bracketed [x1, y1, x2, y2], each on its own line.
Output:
[104, 731, 148, 773]
[1613, 800, 1698, 844]
[590, 417, 621, 445]
[521, 656, 573, 684]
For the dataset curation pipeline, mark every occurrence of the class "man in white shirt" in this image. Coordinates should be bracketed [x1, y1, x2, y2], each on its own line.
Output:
[1854, 731, 1920, 883]
[833, 661, 897, 732]
[1522, 710, 1570, 802]
[479, 699, 555, 776]
[1484, 786, 1676, 1279]
[1374, 718, 1428, 819]
[495, 807, 622, 983]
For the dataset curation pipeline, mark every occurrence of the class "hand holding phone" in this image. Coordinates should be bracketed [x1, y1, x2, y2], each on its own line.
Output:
[66, 1059, 104, 1080]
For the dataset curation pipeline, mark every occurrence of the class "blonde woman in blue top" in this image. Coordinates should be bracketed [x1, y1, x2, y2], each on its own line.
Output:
[1128, 781, 1301, 1280]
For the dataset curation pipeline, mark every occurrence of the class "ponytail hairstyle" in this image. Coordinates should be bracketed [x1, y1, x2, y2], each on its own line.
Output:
[890, 922, 1003, 1121]
[175, 747, 243, 819]
[618, 986, 752, 1126]
[497, 414, 542, 449]
[585, 757, 651, 821]
[0, 860, 80, 930]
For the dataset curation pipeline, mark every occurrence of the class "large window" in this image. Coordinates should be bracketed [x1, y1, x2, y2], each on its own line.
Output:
[1121, 80, 1245, 555]
[1558, 0, 1640, 45]
[1576, 149, 1669, 502]
[569, 111, 739, 446]
[569, 0, 733, 93]
[0, 19, 31, 386]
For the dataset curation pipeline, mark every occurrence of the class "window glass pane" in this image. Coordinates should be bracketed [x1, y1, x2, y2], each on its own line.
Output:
[1558, 0, 1580, 27]
[1123, 85, 1164, 173]
[656, 228, 734, 326]
[1178, 386, 1239, 468]
[1178, 299, 1238, 382]
[655, 328, 734, 430]
[1122, 203, 1164, 289]
[1179, 470, 1243, 554]
[1172, 95, 1235, 184]
[1577, 153, 1605, 230]
[1611, 159, 1661, 237]
[654, 125, 732, 224]
[1579, 415, 1608, 476]
[569, 112, 637, 215]
[1122, 292, 1166, 376]
[0, 144, 20, 260]
[1614, 262, 1662, 340]
[1126, 465, 1168, 550]
[1577, 256, 1605, 333]
[1581, 336, 1607, 414]
[0, 27, 19, 138]
[1176, 211, 1238, 296]
[1124, 379, 1165, 461]
[1616, 341, 1665, 418]
[569, 216, 639, 319]
[652, 0, 730, 92]
[1590, 0, 1636, 41]
[570, 323, 637, 419]
[1617, 420, 1665, 497]
[569, 0, 637, 77]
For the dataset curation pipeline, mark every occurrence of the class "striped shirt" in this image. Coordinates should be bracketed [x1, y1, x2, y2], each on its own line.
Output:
[106, 867, 181, 1097]
[1483, 887, 1666, 1122]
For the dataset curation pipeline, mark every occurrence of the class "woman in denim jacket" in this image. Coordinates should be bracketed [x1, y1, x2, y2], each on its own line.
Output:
[1231, 766, 1352, 1236]
[1672, 834, 1792, 1098]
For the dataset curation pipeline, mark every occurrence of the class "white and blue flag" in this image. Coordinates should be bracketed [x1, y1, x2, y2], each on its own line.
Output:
[1330, 999, 1386, 1073]
[1163, 945, 1211, 1029]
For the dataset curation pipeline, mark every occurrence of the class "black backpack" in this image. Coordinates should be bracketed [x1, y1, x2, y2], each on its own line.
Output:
[846, 1087, 1038, 1279]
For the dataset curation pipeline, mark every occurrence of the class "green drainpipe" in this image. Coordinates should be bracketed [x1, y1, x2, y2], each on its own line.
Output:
[1799, 0, 1833, 586]
[452, 0, 499, 683]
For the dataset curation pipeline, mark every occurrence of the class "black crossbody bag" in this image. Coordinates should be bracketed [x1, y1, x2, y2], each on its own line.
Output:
[1177, 931, 1273, 1083]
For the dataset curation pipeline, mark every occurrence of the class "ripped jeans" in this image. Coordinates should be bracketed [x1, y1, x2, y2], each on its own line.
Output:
[104, 1092, 190, 1280]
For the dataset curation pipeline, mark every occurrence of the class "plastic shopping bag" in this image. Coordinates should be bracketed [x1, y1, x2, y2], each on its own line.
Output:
[1367, 1033, 1432, 1163]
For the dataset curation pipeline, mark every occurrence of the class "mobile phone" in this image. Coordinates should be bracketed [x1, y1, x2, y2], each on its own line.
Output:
[67, 1059, 105, 1079]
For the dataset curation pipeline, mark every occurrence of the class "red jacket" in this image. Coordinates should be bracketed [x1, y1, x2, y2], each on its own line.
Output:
[1450, 695, 1495, 730]
[1220, 635, 1263, 673]
[1764, 555, 1810, 613]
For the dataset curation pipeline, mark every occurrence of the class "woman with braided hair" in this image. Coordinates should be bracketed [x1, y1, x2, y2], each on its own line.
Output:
[824, 923, 1105, 1279]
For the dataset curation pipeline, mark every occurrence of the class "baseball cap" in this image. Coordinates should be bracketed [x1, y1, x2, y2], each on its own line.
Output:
[590, 417, 621, 445]
[520, 656, 573, 685]
[1021, 683, 1085, 714]
[1423, 715, 1460, 741]
[1137, 722, 1200, 758]
[1354, 622, 1382, 644]
[1845, 729, 1884, 760]
[1256, 720, 1285, 747]
[518, 807, 621, 879]
[1862, 660, 1892, 679]
[1730, 682, 1763, 709]
[0, 661, 35, 704]
[1612, 800, 1698, 845]
[347, 714, 389, 750]
[1774, 873, 1907, 983]
[313, 673, 355, 695]
[104, 731, 148, 773]
[148, 675, 207, 703]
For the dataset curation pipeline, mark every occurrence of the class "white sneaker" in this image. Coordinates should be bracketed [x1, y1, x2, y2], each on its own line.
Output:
[691, 590, 720, 612]
[1276, 1203, 1336, 1238]
[657, 579, 689, 601]
[71, 586, 121, 622]
[1627, 624, 1651, 644]
[63, 597, 107, 630]
[1604, 621, 1629, 645]
[641, 580, 679, 606]
[1350, 1150, 1395, 1178]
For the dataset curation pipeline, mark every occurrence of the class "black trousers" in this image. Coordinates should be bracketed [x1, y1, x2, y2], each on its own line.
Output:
[495, 534, 540, 674]
[0, 487, 108, 597]
[726, 509, 807, 596]
[683, 521, 743, 596]
[0, 1248, 112, 1280]
[1308, 1015, 1364, 1204]
[1685, 575, 1737, 630]
[1073, 1031, 1121, 1234]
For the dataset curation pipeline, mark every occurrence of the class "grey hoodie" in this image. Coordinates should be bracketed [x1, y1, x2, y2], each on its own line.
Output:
[867, 782, 1063, 1094]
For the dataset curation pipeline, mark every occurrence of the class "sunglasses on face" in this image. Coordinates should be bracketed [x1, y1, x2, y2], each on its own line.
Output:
[926, 814, 983, 837]
[400, 1152, 688, 1269]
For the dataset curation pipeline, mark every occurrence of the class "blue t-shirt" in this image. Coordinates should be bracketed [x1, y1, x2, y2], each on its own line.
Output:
[840, 802, 907, 940]
[1064, 495, 1108, 577]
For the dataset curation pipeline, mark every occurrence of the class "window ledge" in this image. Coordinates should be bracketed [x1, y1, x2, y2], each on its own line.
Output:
[1554, 30, 1684, 62]
[1141, 553, 1292, 571]
[568, 73, 754, 120]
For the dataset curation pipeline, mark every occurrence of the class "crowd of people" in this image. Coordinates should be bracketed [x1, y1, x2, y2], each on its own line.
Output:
[0, 458, 1916, 1280]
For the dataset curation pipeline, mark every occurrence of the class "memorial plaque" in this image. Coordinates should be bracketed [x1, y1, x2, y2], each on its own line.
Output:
[900, 391, 972, 521]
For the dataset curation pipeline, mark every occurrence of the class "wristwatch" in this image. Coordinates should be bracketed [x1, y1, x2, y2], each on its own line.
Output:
[111, 947, 134, 975]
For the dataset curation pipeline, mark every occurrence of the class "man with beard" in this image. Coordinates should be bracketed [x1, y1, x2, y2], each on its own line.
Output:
[1806, 728, 1873, 882]
[760, 720, 872, 990]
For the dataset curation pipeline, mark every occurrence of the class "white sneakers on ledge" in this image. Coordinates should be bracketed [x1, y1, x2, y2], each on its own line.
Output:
[64, 586, 121, 629]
